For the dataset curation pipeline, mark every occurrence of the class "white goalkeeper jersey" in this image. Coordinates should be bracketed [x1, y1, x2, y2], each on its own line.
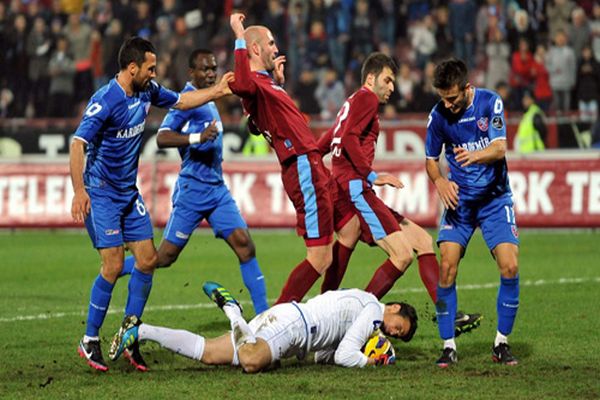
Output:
[297, 289, 384, 368]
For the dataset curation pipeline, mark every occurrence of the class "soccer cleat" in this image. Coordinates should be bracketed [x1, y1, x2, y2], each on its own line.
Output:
[454, 311, 483, 337]
[78, 339, 109, 372]
[202, 281, 242, 313]
[436, 347, 458, 368]
[492, 343, 518, 365]
[109, 315, 140, 361]
[124, 340, 148, 372]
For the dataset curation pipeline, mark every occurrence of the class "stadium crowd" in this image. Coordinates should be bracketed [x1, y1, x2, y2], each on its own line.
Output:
[1, 0, 599, 121]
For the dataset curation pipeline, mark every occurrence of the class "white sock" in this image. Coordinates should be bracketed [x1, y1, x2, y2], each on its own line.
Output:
[443, 339, 457, 350]
[494, 331, 508, 347]
[83, 335, 99, 343]
[223, 304, 256, 347]
[139, 323, 205, 360]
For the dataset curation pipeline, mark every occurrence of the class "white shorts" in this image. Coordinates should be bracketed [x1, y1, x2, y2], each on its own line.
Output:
[248, 303, 309, 363]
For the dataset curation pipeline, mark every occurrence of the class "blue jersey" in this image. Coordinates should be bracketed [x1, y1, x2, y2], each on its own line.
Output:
[159, 82, 224, 184]
[74, 79, 180, 191]
[426, 88, 511, 201]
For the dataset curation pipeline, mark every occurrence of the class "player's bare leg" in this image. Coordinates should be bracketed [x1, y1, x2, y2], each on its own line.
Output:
[491, 243, 520, 365]
[155, 239, 183, 268]
[237, 339, 272, 373]
[364, 230, 413, 299]
[321, 215, 361, 292]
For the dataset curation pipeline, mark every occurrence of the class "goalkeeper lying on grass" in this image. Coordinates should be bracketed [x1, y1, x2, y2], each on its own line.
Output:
[109, 283, 417, 373]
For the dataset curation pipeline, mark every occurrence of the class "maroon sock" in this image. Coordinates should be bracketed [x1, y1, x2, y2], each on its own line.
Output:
[365, 259, 404, 299]
[321, 241, 354, 293]
[275, 259, 321, 304]
[417, 253, 440, 303]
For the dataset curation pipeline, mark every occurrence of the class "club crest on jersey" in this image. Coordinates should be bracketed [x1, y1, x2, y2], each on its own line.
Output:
[477, 117, 489, 131]
[511, 225, 519, 238]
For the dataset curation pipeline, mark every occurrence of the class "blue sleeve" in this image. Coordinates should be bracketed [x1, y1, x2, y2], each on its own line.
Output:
[149, 81, 180, 109]
[159, 108, 189, 133]
[488, 93, 506, 141]
[425, 111, 444, 159]
[73, 98, 111, 143]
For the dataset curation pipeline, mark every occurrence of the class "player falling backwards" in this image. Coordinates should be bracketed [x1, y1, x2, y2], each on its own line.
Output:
[117, 48, 268, 316]
[228, 13, 335, 304]
[425, 58, 520, 367]
[109, 282, 417, 372]
[70, 37, 233, 372]
[317, 52, 481, 337]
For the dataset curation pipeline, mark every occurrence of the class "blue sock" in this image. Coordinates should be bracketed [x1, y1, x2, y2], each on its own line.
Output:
[497, 275, 519, 335]
[436, 284, 457, 340]
[85, 275, 115, 337]
[240, 257, 269, 314]
[119, 255, 135, 277]
[125, 268, 153, 318]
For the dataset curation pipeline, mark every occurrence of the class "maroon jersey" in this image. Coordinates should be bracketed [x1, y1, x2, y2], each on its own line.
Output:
[329, 87, 380, 185]
[229, 47, 318, 164]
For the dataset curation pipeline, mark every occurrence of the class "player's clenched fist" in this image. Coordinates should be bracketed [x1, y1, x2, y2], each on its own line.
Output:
[230, 13, 246, 39]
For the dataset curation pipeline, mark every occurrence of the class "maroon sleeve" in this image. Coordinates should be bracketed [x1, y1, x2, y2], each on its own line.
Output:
[229, 47, 257, 97]
[317, 127, 333, 156]
[339, 92, 379, 179]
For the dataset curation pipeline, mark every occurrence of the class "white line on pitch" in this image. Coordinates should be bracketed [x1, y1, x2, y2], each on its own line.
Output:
[1, 276, 599, 323]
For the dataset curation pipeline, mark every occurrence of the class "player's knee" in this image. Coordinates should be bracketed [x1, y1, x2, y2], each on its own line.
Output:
[239, 352, 266, 374]
[101, 262, 122, 282]
[136, 252, 158, 272]
[157, 251, 178, 268]
[439, 260, 457, 285]
[390, 251, 413, 271]
[500, 262, 519, 278]
[238, 240, 256, 263]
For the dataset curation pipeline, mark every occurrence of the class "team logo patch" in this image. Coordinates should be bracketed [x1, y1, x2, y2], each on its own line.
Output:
[104, 229, 120, 236]
[441, 224, 453, 230]
[511, 225, 519, 238]
[477, 117, 489, 131]
[175, 231, 190, 240]
[284, 139, 293, 149]
[492, 116, 504, 129]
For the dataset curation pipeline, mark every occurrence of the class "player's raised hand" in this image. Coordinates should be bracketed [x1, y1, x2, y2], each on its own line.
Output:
[273, 55, 286, 85]
[201, 120, 218, 143]
[373, 173, 404, 188]
[216, 72, 234, 96]
[453, 146, 478, 167]
[434, 177, 460, 210]
[71, 188, 90, 223]
[230, 13, 246, 39]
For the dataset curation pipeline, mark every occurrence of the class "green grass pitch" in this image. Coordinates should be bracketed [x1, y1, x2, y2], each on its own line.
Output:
[0, 229, 598, 399]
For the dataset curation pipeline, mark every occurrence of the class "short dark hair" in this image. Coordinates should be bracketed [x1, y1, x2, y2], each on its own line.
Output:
[361, 52, 398, 84]
[433, 58, 468, 90]
[188, 48, 214, 68]
[386, 301, 418, 342]
[118, 37, 156, 70]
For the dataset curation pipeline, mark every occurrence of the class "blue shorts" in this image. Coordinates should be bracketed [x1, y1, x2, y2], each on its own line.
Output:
[85, 187, 153, 249]
[163, 179, 248, 247]
[437, 193, 519, 251]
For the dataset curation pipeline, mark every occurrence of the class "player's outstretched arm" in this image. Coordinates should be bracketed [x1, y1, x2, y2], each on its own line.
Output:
[69, 139, 90, 223]
[453, 139, 507, 166]
[157, 121, 218, 148]
[175, 73, 234, 110]
[426, 158, 459, 210]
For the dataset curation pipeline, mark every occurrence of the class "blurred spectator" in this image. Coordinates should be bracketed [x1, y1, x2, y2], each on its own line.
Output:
[515, 90, 547, 153]
[568, 7, 591, 61]
[433, 6, 453, 60]
[47, 35, 75, 117]
[295, 69, 320, 115]
[307, 0, 326, 27]
[27, 16, 51, 117]
[547, 0, 575, 39]
[509, 38, 535, 111]
[306, 20, 329, 71]
[325, 0, 350, 77]
[449, 0, 476, 68]
[495, 81, 513, 115]
[507, 9, 536, 53]
[377, 0, 397, 48]
[485, 27, 510, 91]
[518, 0, 547, 35]
[476, 0, 505, 51]
[262, 0, 287, 54]
[592, 4, 600, 63]
[591, 117, 600, 148]
[63, 13, 93, 111]
[547, 30, 577, 112]
[102, 19, 124, 83]
[410, 14, 437, 70]
[351, 0, 374, 60]
[131, 0, 153, 38]
[170, 16, 194, 90]
[5, 13, 29, 117]
[413, 60, 439, 112]
[0, 2, 8, 89]
[531, 44, 553, 113]
[393, 63, 417, 112]
[315, 68, 345, 120]
[286, 0, 308, 88]
[575, 45, 600, 122]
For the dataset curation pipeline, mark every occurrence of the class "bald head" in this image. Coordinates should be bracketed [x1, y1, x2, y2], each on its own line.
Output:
[244, 26, 270, 46]
[243, 25, 278, 72]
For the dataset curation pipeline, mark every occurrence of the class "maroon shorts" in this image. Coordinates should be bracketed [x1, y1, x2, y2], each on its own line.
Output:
[281, 152, 333, 246]
[334, 178, 404, 246]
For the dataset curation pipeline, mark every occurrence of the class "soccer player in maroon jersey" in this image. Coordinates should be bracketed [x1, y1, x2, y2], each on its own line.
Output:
[228, 13, 334, 304]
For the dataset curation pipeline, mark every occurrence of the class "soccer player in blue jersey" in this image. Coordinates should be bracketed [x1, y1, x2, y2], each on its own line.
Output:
[425, 59, 520, 367]
[117, 49, 268, 315]
[70, 37, 233, 372]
